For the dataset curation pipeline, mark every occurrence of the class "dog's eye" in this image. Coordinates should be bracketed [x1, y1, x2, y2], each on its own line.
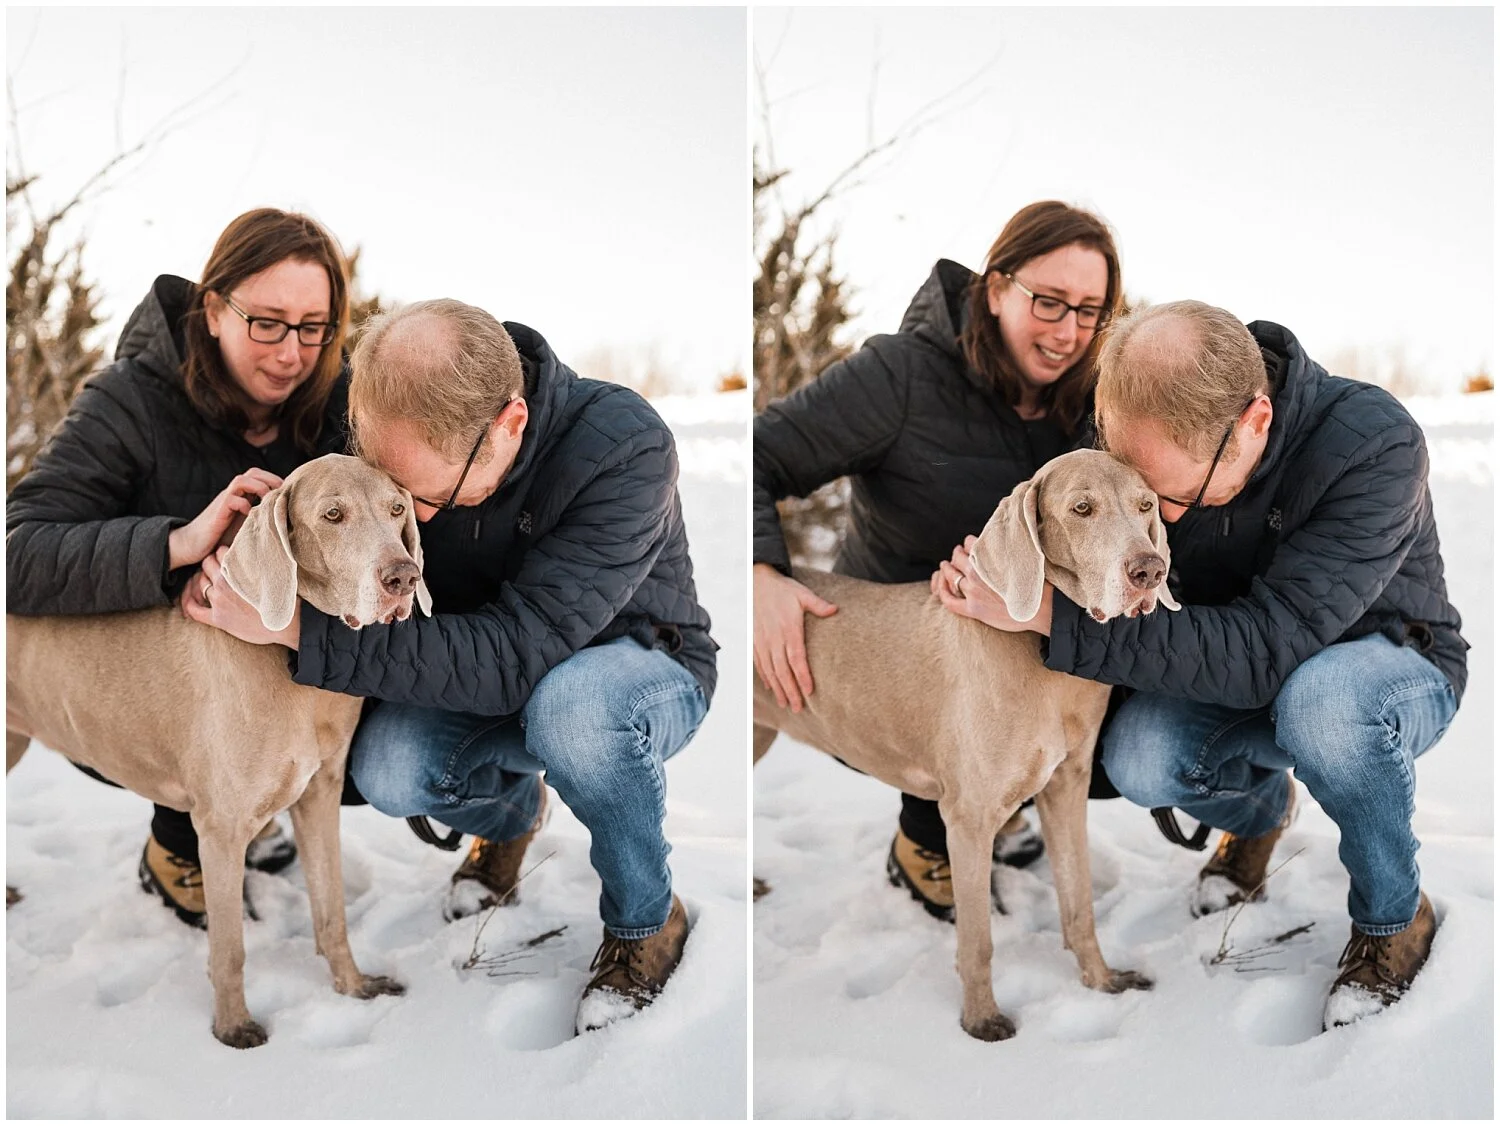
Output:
[323, 506, 343, 523]
[391, 502, 405, 518]
[1073, 501, 1092, 516]
[1139, 499, 1155, 513]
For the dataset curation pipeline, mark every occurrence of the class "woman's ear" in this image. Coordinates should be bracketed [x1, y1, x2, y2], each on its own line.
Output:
[985, 271, 1006, 318]
[203, 290, 224, 340]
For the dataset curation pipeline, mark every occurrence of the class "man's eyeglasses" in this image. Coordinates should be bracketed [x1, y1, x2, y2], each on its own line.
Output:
[1001, 273, 1107, 330]
[410, 408, 512, 512]
[1156, 397, 1260, 511]
[220, 293, 337, 346]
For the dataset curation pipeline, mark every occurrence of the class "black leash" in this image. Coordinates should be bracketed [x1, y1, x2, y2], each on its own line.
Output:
[1151, 806, 1211, 851]
[407, 815, 464, 851]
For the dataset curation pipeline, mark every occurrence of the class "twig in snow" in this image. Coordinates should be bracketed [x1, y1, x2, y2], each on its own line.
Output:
[1208, 847, 1309, 968]
[459, 850, 560, 974]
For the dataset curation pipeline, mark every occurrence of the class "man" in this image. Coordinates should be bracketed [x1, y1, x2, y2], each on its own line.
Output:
[936, 300, 1464, 1030]
[187, 298, 716, 1034]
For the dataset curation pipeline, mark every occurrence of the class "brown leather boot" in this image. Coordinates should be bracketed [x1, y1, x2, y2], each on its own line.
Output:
[576, 894, 690, 1034]
[138, 833, 207, 930]
[1191, 779, 1297, 917]
[1324, 892, 1437, 1030]
[443, 787, 548, 922]
[886, 827, 955, 923]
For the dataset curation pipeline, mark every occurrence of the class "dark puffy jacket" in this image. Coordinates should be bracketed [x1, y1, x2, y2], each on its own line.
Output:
[6, 275, 350, 615]
[290, 322, 717, 713]
[755, 259, 1077, 582]
[1046, 321, 1468, 708]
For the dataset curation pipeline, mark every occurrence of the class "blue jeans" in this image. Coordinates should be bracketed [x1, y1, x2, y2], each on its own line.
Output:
[1100, 634, 1457, 935]
[348, 636, 708, 939]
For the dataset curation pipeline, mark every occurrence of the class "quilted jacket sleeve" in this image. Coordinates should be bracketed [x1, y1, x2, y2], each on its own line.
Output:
[6, 372, 182, 615]
[753, 344, 908, 573]
[1045, 425, 1430, 709]
[292, 428, 680, 716]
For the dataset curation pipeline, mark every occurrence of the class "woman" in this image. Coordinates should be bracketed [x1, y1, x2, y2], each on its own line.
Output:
[752, 200, 1122, 920]
[6, 208, 353, 928]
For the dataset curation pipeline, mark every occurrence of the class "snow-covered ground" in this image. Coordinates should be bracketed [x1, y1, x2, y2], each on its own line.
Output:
[5, 391, 750, 1119]
[754, 392, 1493, 1119]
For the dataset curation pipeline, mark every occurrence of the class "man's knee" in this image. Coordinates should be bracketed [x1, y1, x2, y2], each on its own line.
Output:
[1271, 644, 1393, 780]
[1099, 705, 1191, 807]
[348, 713, 445, 817]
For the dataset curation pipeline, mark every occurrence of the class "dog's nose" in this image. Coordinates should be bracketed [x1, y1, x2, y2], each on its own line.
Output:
[379, 559, 420, 596]
[1125, 552, 1165, 591]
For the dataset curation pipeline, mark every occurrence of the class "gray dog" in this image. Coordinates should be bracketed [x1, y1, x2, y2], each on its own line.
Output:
[7, 454, 431, 1048]
[754, 449, 1178, 1041]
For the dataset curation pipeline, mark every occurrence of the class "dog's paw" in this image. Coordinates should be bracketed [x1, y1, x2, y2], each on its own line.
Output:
[961, 1010, 1017, 1042]
[348, 973, 405, 1000]
[215, 1019, 269, 1049]
[1100, 968, 1154, 994]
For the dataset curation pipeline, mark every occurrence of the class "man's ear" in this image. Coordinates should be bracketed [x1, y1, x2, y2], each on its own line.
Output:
[498, 399, 528, 442]
[1245, 394, 1274, 439]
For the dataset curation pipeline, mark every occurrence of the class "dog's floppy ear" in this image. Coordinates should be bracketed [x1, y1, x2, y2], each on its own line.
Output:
[398, 486, 434, 616]
[221, 484, 299, 632]
[1147, 499, 1181, 611]
[969, 475, 1046, 621]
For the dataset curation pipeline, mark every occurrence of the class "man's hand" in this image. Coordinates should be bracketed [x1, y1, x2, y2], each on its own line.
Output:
[180, 547, 301, 648]
[931, 535, 1054, 636]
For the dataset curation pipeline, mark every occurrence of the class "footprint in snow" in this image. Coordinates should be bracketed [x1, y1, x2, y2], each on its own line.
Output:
[1036, 991, 1129, 1043]
[1231, 975, 1324, 1045]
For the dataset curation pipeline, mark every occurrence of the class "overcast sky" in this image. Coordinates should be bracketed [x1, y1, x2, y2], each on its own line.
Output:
[7, 7, 746, 392]
[755, 6, 1493, 392]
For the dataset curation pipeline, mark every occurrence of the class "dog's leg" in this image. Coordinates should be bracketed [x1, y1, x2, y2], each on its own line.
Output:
[288, 762, 405, 1001]
[752, 724, 778, 900]
[1033, 752, 1153, 994]
[944, 801, 1016, 1042]
[6, 730, 28, 773]
[6, 731, 28, 905]
[752, 723, 777, 765]
[194, 813, 267, 1048]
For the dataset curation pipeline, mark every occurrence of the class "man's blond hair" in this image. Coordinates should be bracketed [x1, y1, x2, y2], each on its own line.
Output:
[349, 298, 525, 463]
[1096, 300, 1268, 460]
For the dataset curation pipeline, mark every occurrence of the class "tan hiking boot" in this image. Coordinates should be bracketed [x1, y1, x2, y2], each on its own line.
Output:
[1324, 892, 1437, 1030]
[886, 827, 955, 923]
[1191, 779, 1298, 917]
[443, 787, 548, 922]
[576, 894, 690, 1034]
[138, 833, 207, 929]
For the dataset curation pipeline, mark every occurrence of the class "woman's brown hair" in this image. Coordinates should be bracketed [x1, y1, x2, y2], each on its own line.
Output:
[958, 200, 1122, 435]
[182, 208, 350, 452]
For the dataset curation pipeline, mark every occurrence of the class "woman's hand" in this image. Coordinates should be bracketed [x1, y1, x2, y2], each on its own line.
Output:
[180, 547, 301, 648]
[753, 563, 838, 712]
[167, 469, 283, 571]
[932, 535, 1054, 635]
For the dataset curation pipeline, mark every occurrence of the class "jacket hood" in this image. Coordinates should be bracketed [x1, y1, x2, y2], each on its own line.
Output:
[114, 274, 194, 385]
[1245, 320, 1321, 487]
[500, 321, 572, 487]
[896, 259, 977, 364]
